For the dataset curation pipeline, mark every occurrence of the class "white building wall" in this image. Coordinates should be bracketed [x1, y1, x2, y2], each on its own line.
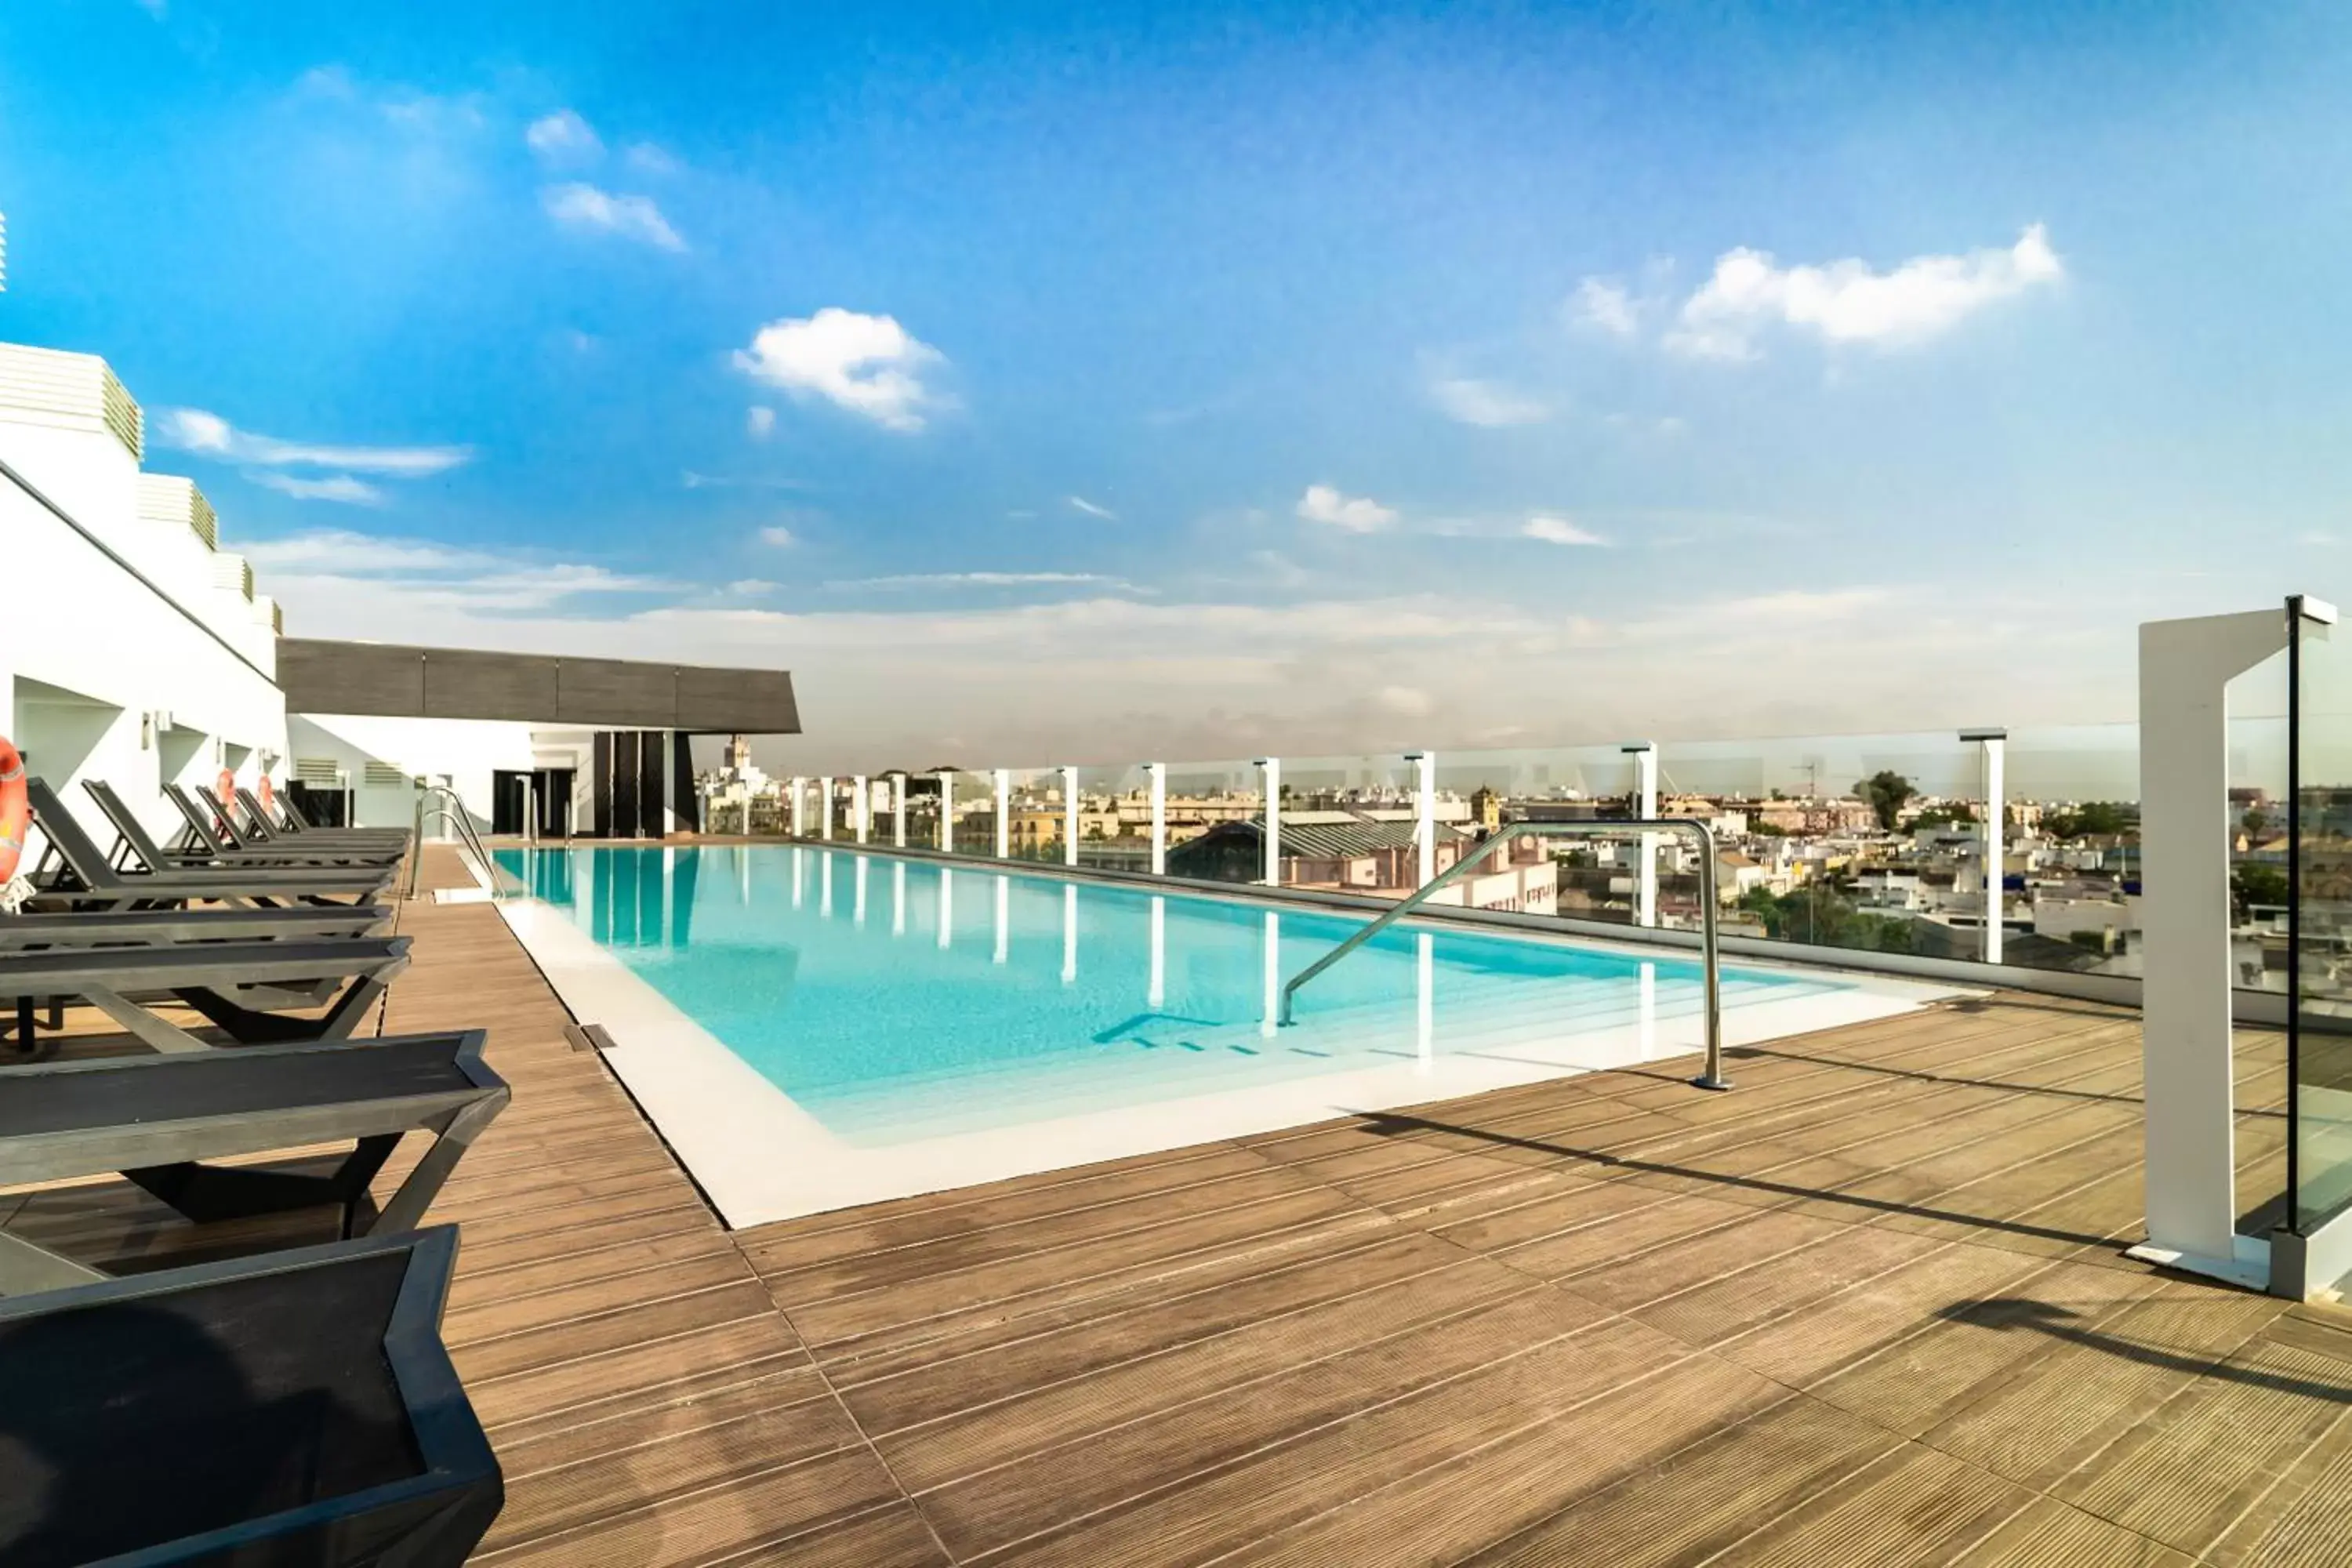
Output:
[2, 466, 285, 858]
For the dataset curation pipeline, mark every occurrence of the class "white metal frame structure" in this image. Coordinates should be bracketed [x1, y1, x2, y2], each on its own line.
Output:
[2131, 597, 2332, 1294]
[1146, 762, 1167, 875]
[993, 768, 1011, 859]
[1624, 742, 1657, 928]
[1061, 764, 1079, 868]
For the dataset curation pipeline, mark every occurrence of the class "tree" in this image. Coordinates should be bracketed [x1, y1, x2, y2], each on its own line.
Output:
[2045, 801, 2136, 840]
[1857, 771, 1915, 832]
[2233, 863, 2289, 914]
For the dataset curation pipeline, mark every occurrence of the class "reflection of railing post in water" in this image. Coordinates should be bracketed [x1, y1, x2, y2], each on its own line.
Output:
[994, 875, 1009, 965]
[1281, 818, 1728, 1092]
[1149, 895, 1166, 1008]
[937, 867, 954, 949]
[892, 861, 906, 935]
[855, 855, 868, 925]
[1261, 910, 1280, 1037]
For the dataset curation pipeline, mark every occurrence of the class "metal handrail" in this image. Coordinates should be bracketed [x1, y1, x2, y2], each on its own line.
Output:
[405, 786, 513, 902]
[1278, 817, 1730, 1091]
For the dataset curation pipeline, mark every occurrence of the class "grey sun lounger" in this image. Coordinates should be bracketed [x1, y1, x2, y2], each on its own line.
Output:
[1, 936, 409, 1054]
[0, 1225, 504, 1566]
[87, 781, 405, 873]
[27, 780, 394, 909]
[233, 786, 409, 848]
[0, 1030, 506, 1294]
[0, 904, 395, 953]
[162, 783, 408, 864]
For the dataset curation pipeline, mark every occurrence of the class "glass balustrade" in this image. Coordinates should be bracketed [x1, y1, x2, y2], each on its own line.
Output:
[2292, 606, 2352, 1235]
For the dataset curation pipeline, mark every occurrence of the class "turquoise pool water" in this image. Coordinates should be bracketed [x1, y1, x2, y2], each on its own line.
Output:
[496, 844, 1845, 1144]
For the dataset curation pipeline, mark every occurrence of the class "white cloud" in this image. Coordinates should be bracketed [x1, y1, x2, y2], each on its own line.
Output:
[734, 308, 947, 433]
[1523, 515, 1606, 546]
[837, 572, 1134, 590]
[252, 473, 387, 506]
[726, 579, 778, 595]
[540, 183, 685, 252]
[133, 0, 167, 17]
[1429, 377, 1549, 428]
[1297, 484, 1398, 534]
[1069, 495, 1118, 521]
[1668, 224, 2063, 361]
[1571, 278, 1639, 337]
[525, 109, 602, 162]
[1376, 685, 1434, 717]
[244, 528, 675, 619]
[625, 143, 679, 175]
[746, 405, 776, 441]
[152, 408, 471, 476]
[757, 525, 798, 547]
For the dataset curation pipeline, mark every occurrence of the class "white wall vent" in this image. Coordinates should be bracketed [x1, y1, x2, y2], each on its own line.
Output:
[295, 757, 343, 786]
[0, 343, 142, 460]
[136, 474, 219, 550]
[362, 762, 413, 788]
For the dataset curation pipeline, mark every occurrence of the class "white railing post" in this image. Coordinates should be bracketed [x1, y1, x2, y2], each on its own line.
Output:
[789, 775, 806, 837]
[938, 772, 955, 854]
[1147, 762, 1167, 876]
[994, 768, 1011, 858]
[1409, 751, 1436, 886]
[1624, 742, 1657, 927]
[1062, 764, 1079, 867]
[1257, 757, 1281, 887]
[853, 774, 869, 844]
[1962, 728, 2006, 964]
[892, 773, 907, 848]
[818, 776, 833, 840]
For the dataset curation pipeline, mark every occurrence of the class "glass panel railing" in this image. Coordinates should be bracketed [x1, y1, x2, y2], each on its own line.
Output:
[1161, 757, 1262, 884]
[1004, 767, 1064, 866]
[2292, 608, 2352, 1233]
[1075, 764, 1149, 871]
[2002, 723, 2143, 976]
[1274, 753, 1423, 900]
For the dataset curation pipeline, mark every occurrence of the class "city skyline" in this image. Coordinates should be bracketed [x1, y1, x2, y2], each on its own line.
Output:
[2, 2, 2343, 761]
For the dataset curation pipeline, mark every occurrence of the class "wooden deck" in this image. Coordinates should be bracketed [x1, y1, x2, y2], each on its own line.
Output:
[10, 844, 2352, 1565]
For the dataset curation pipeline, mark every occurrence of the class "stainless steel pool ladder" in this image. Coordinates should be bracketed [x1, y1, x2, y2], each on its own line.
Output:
[1277, 818, 1729, 1091]
[405, 785, 516, 902]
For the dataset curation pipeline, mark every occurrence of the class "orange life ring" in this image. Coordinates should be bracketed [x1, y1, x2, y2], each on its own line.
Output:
[0, 736, 28, 885]
[257, 775, 277, 813]
[215, 768, 236, 810]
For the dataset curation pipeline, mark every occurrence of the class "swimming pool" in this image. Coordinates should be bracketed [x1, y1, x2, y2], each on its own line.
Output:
[492, 844, 1953, 1222]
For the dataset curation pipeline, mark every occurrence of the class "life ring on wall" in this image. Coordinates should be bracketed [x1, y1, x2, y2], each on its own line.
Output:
[257, 774, 277, 814]
[0, 736, 28, 885]
[215, 768, 236, 809]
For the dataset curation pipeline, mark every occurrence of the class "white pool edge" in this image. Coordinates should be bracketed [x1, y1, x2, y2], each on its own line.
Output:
[495, 879, 1972, 1229]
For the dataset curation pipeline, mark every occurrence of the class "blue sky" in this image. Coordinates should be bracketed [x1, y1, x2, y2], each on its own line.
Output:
[2, 2, 2346, 768]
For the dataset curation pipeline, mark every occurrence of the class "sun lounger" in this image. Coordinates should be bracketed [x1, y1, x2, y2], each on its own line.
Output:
[0, 1029, 506, 1294]
[26, 780, 393, 909]
[1, 936, 408, 1054]
[0, 904, 394, 952]
[0, 1225, 503, 1566]
[164, 782, 408, 861]
[231, 786, 409, 850]
[85, 781, 404, 872]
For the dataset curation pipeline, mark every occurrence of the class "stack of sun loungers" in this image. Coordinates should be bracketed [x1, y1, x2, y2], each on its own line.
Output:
[0, 777, 508, 1566]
